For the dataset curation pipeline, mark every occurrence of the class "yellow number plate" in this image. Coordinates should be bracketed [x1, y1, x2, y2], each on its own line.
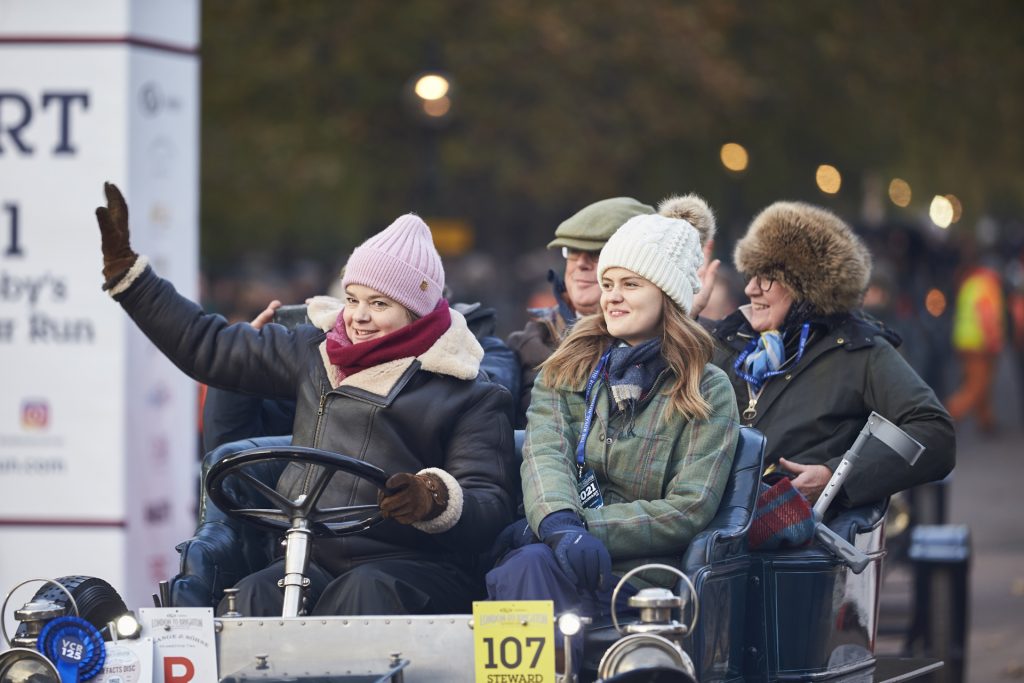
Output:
[472, 600, 555, 683]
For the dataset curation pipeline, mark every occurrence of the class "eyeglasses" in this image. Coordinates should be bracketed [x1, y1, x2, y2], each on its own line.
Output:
[751, 275, 776, 292]
[561, 247, 600, 261]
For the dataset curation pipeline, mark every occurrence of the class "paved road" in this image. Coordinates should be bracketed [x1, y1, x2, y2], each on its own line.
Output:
[878, 351, 1024, 681]
[950, 420, 1024, 682]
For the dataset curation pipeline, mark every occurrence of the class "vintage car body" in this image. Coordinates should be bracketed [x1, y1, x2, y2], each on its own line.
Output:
[1, 425, 950, 682]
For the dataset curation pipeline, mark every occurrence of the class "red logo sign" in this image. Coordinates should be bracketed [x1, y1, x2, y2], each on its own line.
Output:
[164, 657, 195, 683]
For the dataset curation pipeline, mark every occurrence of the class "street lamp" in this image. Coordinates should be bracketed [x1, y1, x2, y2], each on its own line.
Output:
[403, 70, 457, 216]
[929, 196, 954, 228]
[406, 71, 455, 125]
[415, 73, 448, 98]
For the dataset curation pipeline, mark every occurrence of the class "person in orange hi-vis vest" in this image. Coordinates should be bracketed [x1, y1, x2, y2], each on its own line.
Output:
[946, 263, 1005, 432]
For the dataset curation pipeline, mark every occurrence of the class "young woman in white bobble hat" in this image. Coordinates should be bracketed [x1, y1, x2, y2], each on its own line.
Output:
[486, 204, 740, 671]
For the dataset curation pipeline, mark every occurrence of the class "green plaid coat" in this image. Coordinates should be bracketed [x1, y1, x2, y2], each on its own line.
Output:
[522, 362, 740, 581]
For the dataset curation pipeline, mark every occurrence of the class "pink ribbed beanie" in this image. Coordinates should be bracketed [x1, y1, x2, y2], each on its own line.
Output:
[340, 214, 445, 317]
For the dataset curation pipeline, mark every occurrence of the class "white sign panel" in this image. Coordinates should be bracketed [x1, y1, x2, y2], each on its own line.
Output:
[99, 638, 155, 683]
[139, 608, 217, 683]
[0, 0, 199, 608]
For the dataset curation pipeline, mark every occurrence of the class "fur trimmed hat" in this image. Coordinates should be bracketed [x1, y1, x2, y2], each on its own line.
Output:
[598, 214, 704, 314]
[734, 202, 871, 315]
[658, 193, 716, 247]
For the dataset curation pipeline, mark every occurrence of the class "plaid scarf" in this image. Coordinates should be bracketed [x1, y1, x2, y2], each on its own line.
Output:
[605, 338, 666, 433]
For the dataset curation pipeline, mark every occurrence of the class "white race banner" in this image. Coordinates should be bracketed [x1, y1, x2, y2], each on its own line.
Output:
[0, 0, 200, 609]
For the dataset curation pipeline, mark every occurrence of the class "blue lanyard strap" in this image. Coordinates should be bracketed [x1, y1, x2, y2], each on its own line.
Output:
[575, 348, 612, 475]
[733, 323, 811, 390]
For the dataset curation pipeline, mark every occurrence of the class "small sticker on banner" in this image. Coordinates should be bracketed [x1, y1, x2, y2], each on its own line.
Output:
[473, 600, 555, 683]
[577, 468, 604, 509]
[96, 638, 154, 683]
[138, 608, 217, 683]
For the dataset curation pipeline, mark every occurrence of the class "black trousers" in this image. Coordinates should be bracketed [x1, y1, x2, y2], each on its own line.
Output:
[220, 557, 482, 617]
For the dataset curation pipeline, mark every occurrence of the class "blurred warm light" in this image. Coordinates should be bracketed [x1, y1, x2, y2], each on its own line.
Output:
[422, 96, 451, 118]
[925, 288, 947, 317]
[720, 142, 749, 172]
[929, 195, 954, 228]
[945, 194, 963, 223]
[888, 178, 912, 207]
[427, 217, 474, 255]
[816, 165, 841, 194]
[414, 74, 449, 101]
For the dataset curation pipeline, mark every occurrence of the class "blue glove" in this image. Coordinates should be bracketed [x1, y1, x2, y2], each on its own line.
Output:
[538, 510, 612, 591]
[491, 517, 540, 559]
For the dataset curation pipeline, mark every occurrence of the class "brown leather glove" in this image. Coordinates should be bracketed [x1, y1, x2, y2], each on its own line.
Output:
[94, 182, 139, 289]
[378, 472, 448, 525]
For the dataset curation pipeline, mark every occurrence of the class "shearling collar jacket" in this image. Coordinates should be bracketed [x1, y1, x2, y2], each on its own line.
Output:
[304, 294, 484, 393]
[116, 267, 518, 576]
[707, 310, 955, 507]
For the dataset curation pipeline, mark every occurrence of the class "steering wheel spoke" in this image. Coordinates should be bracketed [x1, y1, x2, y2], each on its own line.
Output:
[299, 464, 334, 514]
[313, 517, 382, 535]
[235, 469, 302, 512]
[234, 508, 293, 525]
[313, 504, 381, 524]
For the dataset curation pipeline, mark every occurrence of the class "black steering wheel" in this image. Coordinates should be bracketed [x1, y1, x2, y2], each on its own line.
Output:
[206, 445, 389, 537]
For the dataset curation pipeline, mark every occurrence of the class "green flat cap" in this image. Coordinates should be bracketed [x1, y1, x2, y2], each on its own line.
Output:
[547, 197, 656, 251]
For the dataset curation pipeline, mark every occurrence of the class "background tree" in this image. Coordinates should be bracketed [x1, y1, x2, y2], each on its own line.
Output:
[201, 1, 1024, 324]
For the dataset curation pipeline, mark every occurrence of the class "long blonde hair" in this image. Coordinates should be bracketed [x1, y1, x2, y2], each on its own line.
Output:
[541, 294, 715, 420]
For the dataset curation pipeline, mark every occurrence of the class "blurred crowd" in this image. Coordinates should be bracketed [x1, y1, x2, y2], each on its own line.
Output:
[856, 222, 1024, 436]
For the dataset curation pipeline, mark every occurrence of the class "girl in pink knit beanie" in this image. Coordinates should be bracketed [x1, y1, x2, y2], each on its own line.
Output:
[341, 213, 445, 318]
[325, 214, 452, 374]
[94, 183, 517, 618]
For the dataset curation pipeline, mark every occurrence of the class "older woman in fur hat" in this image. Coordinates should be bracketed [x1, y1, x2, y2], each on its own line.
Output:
[706, 202, 955, 507]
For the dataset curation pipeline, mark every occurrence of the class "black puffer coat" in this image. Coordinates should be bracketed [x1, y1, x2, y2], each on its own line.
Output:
[709, 310, 955, 507]
[117, 267, 518, 576]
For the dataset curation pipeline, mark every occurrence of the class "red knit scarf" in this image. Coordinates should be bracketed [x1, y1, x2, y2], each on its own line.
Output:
[325, 299, 451, 379]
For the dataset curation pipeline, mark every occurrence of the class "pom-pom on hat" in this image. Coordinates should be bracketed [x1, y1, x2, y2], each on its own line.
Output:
[341, 214, 445, 317]
[598, 213, 704, 314]
[658, 193, 717, 247]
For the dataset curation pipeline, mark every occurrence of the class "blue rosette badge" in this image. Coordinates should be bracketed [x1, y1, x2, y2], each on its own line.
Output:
[37, 616, 106, 682]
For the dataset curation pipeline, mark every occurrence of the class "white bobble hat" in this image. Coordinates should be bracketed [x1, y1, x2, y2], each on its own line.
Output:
[597, 213, 704, 314]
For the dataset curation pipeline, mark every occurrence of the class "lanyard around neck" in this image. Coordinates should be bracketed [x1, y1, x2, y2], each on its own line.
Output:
[575, 348, 612, 476]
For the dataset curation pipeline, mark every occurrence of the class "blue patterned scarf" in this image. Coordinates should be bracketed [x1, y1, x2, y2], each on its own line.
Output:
[605, 338, 666, 432]
[742, 330, 785, 391]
